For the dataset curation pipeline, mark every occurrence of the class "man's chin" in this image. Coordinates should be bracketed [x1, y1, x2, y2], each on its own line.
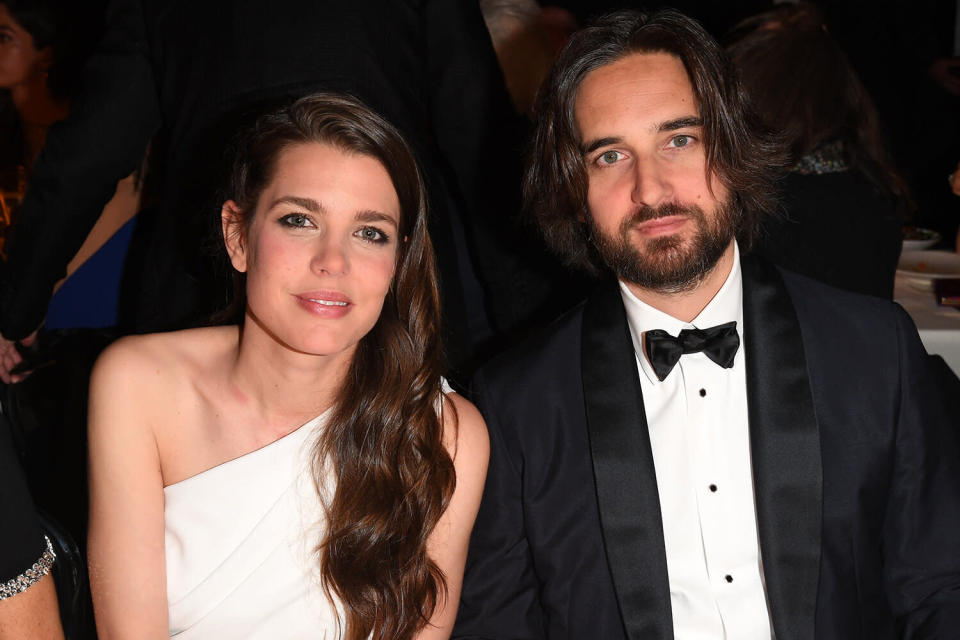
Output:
[628, 259, 708, 293]
[620, 234, 732, 293]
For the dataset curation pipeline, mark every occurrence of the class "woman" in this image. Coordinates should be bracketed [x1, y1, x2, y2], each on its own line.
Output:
[0, 418, 62, 639]
[0, 0, 69, 171]
[727, 3, 910, 299]
[86, 94, 489, 639]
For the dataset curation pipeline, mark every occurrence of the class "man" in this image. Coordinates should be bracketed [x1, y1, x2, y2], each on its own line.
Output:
[453, 10, 960, 640]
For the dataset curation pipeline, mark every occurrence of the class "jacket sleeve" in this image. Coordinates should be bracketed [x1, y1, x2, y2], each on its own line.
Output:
[884, 305, 960, 638]
[0, 0, 159, 339]
[452, 369, 546, 639]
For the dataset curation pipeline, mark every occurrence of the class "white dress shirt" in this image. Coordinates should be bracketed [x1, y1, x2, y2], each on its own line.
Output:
[619, 243, 773, 639]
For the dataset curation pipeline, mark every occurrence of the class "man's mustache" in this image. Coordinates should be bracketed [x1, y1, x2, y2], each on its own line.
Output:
[621, 201, 703, 231]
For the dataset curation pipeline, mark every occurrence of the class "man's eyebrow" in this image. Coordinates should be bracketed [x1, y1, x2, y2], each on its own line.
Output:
[580, 117, 703, 155]
[658, 116, 702, 132]
[581, 137, 622, 155]
[355, 209, 398, 227]
[268, 195, 323, 213]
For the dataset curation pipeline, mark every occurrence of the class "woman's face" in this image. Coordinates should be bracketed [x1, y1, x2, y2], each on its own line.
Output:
[224, 142, 401, 360]
[0, 4, 47, 90]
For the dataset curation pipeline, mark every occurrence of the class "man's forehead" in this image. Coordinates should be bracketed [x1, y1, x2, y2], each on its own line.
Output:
[574, 51, 699, 139]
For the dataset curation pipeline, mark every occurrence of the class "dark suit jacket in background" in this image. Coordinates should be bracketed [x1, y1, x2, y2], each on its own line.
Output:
[757, 169, 904, 299]
[1, 0, 560, 369]
[454, 256, 960, 639]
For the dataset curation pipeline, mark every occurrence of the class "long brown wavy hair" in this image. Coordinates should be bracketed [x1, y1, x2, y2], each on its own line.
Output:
[726, 2, 912, 210]
[525, 9, 787, 276]
[222, 93, 456, 640]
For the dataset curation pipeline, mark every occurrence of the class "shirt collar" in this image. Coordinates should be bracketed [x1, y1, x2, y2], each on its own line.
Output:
[619, 242, 744, 385]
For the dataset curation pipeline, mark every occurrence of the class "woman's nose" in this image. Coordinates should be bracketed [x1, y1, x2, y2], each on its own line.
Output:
[311, 236, 348, 276]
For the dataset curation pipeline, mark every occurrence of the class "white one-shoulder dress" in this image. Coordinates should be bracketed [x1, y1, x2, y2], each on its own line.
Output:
[164, 410, 341, 638]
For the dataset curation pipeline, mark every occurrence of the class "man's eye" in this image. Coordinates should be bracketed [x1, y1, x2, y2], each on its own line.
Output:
[598, 150, 622, 165]
[279, 213, 312, 228]
[669, 135, 692, 148]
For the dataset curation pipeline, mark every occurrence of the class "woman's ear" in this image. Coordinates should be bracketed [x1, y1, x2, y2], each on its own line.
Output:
[221, 200, 248, 273]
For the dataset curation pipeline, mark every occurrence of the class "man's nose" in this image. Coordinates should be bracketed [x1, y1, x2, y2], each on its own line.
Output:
[631, 159, 672, 208]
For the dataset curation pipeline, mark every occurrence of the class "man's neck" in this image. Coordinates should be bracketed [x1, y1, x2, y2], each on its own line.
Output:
[622, 241, 736, 323]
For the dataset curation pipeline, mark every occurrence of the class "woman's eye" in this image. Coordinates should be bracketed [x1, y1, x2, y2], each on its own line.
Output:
[357, 227, 388, 244]
[279, 213, 312, 228]
[598, 150, 623, 166]
[668, 135, 692, 148]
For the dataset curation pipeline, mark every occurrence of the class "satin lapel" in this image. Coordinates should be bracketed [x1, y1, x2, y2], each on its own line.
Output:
[741, 257, 822, 640]
[581, 281, 673, 640]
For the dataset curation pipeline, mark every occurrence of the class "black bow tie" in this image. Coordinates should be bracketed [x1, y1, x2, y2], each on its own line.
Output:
[643, 321, 740, 382]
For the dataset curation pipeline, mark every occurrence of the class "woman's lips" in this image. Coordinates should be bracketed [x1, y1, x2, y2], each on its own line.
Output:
[294, 291, 352, 317]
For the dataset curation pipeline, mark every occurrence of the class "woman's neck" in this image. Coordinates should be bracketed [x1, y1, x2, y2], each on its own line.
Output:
[12, 79, 68, 127]
[228, 316, 353, 431]
[12, 80, 69, 168]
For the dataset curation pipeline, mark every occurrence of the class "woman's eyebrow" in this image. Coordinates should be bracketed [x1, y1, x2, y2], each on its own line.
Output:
[356, 210, 398, 227]
[269, 195, 323, 213]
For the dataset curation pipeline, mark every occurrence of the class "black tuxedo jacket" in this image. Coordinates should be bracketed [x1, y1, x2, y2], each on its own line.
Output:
[454, 257, 960, 639]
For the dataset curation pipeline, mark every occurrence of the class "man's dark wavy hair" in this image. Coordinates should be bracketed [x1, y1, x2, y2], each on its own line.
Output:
[525, 9, 786, 276]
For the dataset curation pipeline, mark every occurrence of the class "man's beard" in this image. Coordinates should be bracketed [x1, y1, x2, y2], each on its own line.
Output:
[589, 198, 738, 294]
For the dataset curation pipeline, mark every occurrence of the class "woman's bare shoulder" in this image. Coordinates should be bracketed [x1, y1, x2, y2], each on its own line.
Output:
[95, 326, 236, 378]
[441, 391, 489, 472]
[90, 326, 239, 413]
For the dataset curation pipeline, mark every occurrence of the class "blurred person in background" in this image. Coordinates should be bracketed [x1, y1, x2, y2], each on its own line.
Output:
[0, 0, 566, 386]
[480, 0, 577, 117]
[0, 0, 138, 376]
[0, 1, 139, 576]
[728, 2, 910, 299]
[820, 0, 958, 250]
[0, 0, 74, 172]
[0, 418, 62, 639]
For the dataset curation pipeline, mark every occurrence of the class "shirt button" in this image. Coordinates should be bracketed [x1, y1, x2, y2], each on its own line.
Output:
[725, 574, 733, 583]
[709, 484, 718, 492]
[699, 388, 707, 397]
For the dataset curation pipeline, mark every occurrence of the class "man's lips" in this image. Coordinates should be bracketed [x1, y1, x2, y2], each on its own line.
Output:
[633, 215, 688, 235]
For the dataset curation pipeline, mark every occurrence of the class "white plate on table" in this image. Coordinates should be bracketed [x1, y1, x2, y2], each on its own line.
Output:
[902, 228, 941, 251]
[898, 251, 960, 290]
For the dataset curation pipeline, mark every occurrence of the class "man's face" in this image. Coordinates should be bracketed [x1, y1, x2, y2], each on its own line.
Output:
[574, 51, 737, 293]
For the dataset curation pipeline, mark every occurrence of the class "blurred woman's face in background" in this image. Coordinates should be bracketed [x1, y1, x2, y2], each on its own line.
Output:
[0, 4, 48, 90]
